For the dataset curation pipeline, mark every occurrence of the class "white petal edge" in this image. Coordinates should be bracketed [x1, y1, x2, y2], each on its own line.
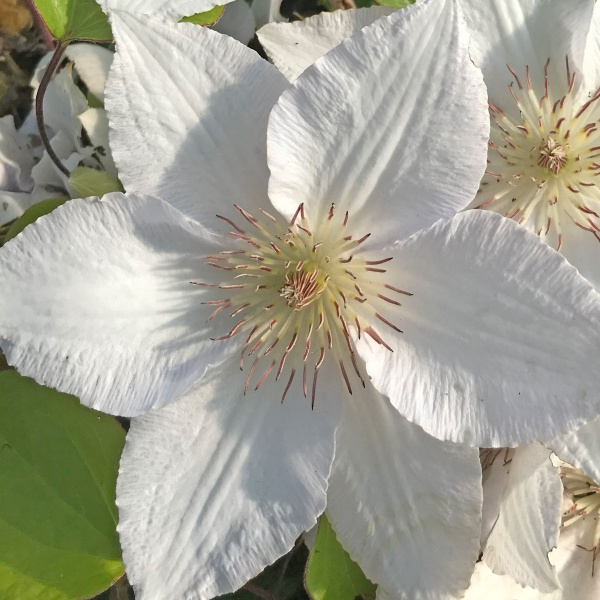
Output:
[0, 192, 236, 416]
[459, 0, 595, 111]
[267, 0, 489, 246]
[258, 7, 395, 82]
[484, 444, 561, 592]
[356, 209, 600, 446]
[327, 385, 481, 600]
[105, 12, 288, 232]
[117, 355, 338, 600]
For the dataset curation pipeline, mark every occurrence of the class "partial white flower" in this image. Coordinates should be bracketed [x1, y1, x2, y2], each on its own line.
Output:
[470, 450, 600, 600]
[459, 0, 600, 290]
[4, 1, 600, 597]
[0, 43, 115, 226]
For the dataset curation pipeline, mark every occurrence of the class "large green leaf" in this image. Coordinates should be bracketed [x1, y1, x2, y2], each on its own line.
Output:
[0, 371, 125, 599]
[4, 198, 67, 242]
[305, 516, 376, 600]
[69, 166, 124, 198]
[32, 0, 112, 42]
[180, 5, 225, 25]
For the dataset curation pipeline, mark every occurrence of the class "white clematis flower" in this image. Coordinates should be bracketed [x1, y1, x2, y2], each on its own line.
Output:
[467, 449, 600, 600]
[458, 0, 600, 290]
[4, 0, 600, 597]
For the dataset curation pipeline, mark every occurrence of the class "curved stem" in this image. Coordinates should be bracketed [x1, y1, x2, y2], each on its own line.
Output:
[35, 42, 70, 178]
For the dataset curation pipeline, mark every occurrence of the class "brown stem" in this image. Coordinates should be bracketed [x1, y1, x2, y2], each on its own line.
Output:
[24, 0, 55, 50]
[35, 42, 70, 177]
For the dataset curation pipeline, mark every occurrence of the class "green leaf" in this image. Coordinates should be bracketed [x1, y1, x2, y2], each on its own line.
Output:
[69, 166, 124, 198]
[305, 516, 376, 600]
[0, 371, 125, 599]
[180, 5, 225, 25]
[32, 0, 112, 42]
[376, 0, 414, 8]
[4, 197, 67, 242]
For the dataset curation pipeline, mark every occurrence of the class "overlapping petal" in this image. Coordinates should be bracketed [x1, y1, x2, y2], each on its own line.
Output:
[117, 356, 339, 600]
[267, 0, 488, 246]
[356, 210, 600, 446]
[483, 445, 561, 593]
[258, 7, 394, 82]
[105, 12, 287, 233]
[459, 0, 594, 110]
[0, 193, 235, 416]
[326, 385, 481, 599]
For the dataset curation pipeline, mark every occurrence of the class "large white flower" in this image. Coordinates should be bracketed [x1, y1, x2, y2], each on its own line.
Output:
[3, 0, 600, 597]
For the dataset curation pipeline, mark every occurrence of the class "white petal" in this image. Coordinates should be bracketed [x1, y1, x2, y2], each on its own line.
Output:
[258, 7, 394, 82]
[549, 416, 600, 486]
[99, 0, 234, 21]
[459, 0, 594, 110]
[267, 0, 489, 244]
[0, 115, 34, 192]
[0, 193, 235, 417]
[105, 12, 287, 232]
[0, 191, 34, 226]
[480, 449, 512, 549]
[64, 43, 113, 104]
[212, 0, 256, 45]
[356, 209, 600, 446]
[581, 0, 600, 96]
[484, 444, 561, 592]
[252, 0, 285, 28]
[117, 356, 338, 599]
[327, 385, 481, 600]
[464, 562, 559, 600]
[39, 65, 88, 147]
[78, 108, 118, 177]
[550, 518, 600, 600]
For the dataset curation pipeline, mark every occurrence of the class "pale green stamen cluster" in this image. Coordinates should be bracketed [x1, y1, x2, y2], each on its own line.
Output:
[477, 58, 600, 251]
[193, 203, 410, 406]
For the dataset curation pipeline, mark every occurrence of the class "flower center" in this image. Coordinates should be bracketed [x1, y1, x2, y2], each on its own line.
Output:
[475, 58, 600, 251]
[561, 464, 600, 576]
[538, 137, 567, 174]
[193, 203, 410, 406]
